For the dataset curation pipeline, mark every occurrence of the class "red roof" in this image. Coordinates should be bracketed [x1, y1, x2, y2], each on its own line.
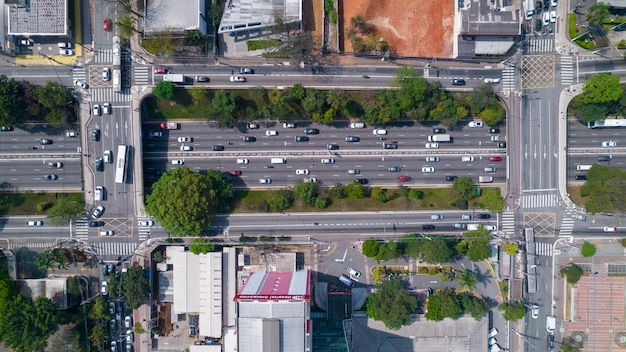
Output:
[235, 270, 310, 301]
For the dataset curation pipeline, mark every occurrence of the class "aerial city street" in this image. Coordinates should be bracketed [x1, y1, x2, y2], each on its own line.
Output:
[1, 0, 626, 351]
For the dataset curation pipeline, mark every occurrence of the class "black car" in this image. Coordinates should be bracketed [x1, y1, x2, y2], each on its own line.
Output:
[345, 136, 360, 142]
[95, 158, 104, 171]
[497, 142, 507, 148]
[478, 214, 491, 219]
[354, 178, 369, 185]
[92, 129, 100, 141]
[295, 136, 309, 142]
[304, 128, 319, 135]
[547, 335, 555, 350]
[446, 176, 458, 181]
[240, 67, 254, 74]
[383, 143, 398, 149]
[212, 145, 225, 151]
[43, 174, 58, 180]
[89, 221, 104, 227]
[0, 126, 14, 131]
[243, 136, 256, 142]
[451, 79, 466, 85]
[535, 0, 542, 12]
[39, 139, 53, 145]
[422, 225, 435, 230]
[489, 127, 500, 134]
[432, 128, 446, 134]
[327, 144, 339, 150]
[543, 1, 549, 10]
[195, 76, 209, 82]
[575, 175, 587, 180]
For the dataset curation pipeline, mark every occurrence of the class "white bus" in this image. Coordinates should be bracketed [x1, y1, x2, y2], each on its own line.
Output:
[588, 119, 626, 128]
[115, 145, 130, 184]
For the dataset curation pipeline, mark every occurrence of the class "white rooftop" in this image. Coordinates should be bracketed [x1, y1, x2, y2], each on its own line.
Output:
[7, 0, 67, 35]
[218, 0, 302, 34]
[144, 0, 206, 34]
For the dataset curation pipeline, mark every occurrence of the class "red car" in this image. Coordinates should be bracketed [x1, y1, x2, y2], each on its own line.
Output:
[103, 17, 112, 31]
[229, 170, 242, 176]
[398, 176, 411, 182]
[489, 156, 502, 162]
[153, 67, 167, 74]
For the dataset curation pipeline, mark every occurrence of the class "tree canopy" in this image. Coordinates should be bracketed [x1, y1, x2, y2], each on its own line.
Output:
[580, 164, 626, 213]
[478, 192, 505, 213]
[152, 81, 175, 100]
[581, 72, 623, 105]
[560, 264, 584, 284]
[188, 237, 219, 255]
[498, 300, 527, 321]
[146, 167, 233, 236]
[365, 279, 417, 330]
[585, 2, 611, 25]
[425, 288, 462, 321]
[453, 176, 479, 200]
[581, 241, 597, 257]
[362, 239, 380, 258]
[124, 262, 150, 309]
[0, 294, 58, 352]
[461, 227, 492, 261]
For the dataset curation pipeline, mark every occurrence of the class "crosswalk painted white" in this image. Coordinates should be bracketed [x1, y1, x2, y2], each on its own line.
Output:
[137, 225, 152, 241]
[535, 242, 553, 256]
[558, 216, 575, 236]
[527, 37, 554, 53]
[73, 68, 87, 82]
[94, 49, 113, 64]
[502, 67, 516, 91]
[522, 193, 561, 209]
[133, 66, 150, 86]
[11, 241, 139, 256]
[500, 211, 516, 235]
[560, 56, 574, 86]
[75, 219, 90, 240]
[90, 88, 132, 103]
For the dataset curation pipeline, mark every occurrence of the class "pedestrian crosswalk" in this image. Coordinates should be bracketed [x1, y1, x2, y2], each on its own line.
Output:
[10, 241, 139, 257]
[75, 219, 90, 240]
[137, 225, 152, 241]
[527, 37, 554, 53]
[558, 216, 575, 236]
[92, 49, 132, 64]
[90, 88, 132, 103]
[500, 211, 516, 235]
[560, 56, 574, 86]
[522, 193, 561, 209]
[133, 66, 150, 86]
[73, 68, 87, 82]
[502, 67, 516, 91]
[535, 242, 553, 256]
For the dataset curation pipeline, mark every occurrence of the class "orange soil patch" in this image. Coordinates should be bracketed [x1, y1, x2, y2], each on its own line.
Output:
[303, 0, 324, 50]
[341, 0, 455, 58]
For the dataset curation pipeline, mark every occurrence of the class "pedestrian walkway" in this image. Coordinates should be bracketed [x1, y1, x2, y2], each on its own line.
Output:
[75, 219, 90, 240]
[500, 211, 516, 235]
[527, 37, 554, 53]
[94, 49, 113, 64]
[558, 216, 575, 236]
[91, 241, 139, 256]
[73, 68, 88, 82]
[501, 67, 516, 91]
[137, 226, 151, 241]
[522, 193, 561, 209]
[90, 88, 132, 102]
[535, 242, 553, 256]
[133, 66, 150, 86]
[560, 56, 574, 86]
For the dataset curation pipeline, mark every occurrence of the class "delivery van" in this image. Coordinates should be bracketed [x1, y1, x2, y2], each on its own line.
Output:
[270, 158, 286, 164]
[577, 165, 592, 171]
[479, 176, 493, 183]
[546, 316, 556, 333]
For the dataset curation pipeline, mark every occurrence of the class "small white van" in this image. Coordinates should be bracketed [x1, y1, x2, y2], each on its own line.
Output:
[576, 165, 592, 171]
[479, 176, 493, 183]
[270, 158, 286, 164]
[546, 316, 556, 333]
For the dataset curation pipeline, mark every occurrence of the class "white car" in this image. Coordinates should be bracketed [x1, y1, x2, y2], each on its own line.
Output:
[602, 140, 617, 147]
[426, 156, 439, 162]
[126, 330, 134, 343]
[66, 130, 79, 137]
[100, 230, 114, 236]
[138, 220, 154, 226]
[321, 158, 335, 164]
[73, 79, 88, 89]
[125, 316, 133, 329]
[422, 167, 434, 173]
[462, 214, 474, 220]
[604, 226, 618, 232]
[425, 143, 439, 149]
[296, 169, 309, 175]
[348, 169, 360, 174]
[103, 103, 111, 115]
[57, 42, 72, 49]
[59, 49, 74, 56]
[177, 137, 192, 143]
[92, 205, 104, 219]
[171, 159, 184, 165]
[484, 225, 497, 231]
[468, 120, 484, 128]
[550, 10, 557, 23]
[27, 220, 43, 226]
[531, 305, 539, 319]
[103, 68, 111, 81]
[372, 128, 387, 135]
[237, 158, 249, 164]
[92, 105, 101, 116]
[484, 78, 500, 84]
[104, 150, 112, 163]
[348, 267, 361, 278]
[101, 281, 108, 295]
[304, 177, 317, 183]
[462, 156, 474, 162]
[551, 0, 558, 5]
[259, 178, 271, 184]
[180, 145, 193, 151]
[230, 76, 246, 82]
[350, 122, 365, 128]
[266, 130, 278, 136]
[283, 122, 296, 128]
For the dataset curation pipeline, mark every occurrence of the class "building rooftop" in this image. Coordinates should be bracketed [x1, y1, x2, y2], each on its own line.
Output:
[7, 0, 67, 35]
[236, 270, 310, 300]
[144, 0, 205, 34]
[218, 0, 302, 34]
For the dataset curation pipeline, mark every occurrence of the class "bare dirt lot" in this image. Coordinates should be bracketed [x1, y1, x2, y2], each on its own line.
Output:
[340, 0, 455, 58]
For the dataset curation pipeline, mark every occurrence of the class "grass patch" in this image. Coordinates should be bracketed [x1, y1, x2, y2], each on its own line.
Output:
[0, 192, 83, 216]
[246, 39, 282, 51]
[569, 13, 577, 39]
[498, 279, 509, 297]
[567, 185, 587, 208]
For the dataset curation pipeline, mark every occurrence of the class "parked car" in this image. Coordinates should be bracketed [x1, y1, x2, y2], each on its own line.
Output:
[468, 120, 484, 128]
[101, 281, 108, 295]
[59, 49, 74, 56]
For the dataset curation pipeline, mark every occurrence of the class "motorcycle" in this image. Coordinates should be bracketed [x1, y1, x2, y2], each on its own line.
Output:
[391, 140, 398, 144]
[362, 75, 370, 79]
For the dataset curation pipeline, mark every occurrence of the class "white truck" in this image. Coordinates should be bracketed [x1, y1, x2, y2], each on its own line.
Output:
[159, 122, 179, 130]
[163, 74, 186, 84]
[428, 134, 451, 142]
[546, 316, 556, 333]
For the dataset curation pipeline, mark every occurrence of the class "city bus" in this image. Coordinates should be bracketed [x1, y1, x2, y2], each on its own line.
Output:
[115, 145, 129, 184]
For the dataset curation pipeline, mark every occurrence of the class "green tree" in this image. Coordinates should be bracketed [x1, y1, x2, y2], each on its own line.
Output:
[580, 164, 626, 213]
[498, 300, 527, 321]
[365, 279, 417, 330]
[425, 289, 462, 321]
[117, 16, 137, 40]
[88, 299, 107, 320]
[205, 169, 234, 212]
[586, 2, 611, 25]
[581, 72, 623, 105]
[152, 81, 175, 100]
[0, 272, 13, 314]
[370, 187, 387, 202]
[576, 103, 612, 124]
[393, 66, 428, 113]
[49, 323, 82, 352]
[88, 323, 106, 347]
[47, 195, 83, 225]
[453, 176, 479, 200]
[470, 84, 497, 113]
[505, 243, 519, 255]
[421, 237, 455, 263]
[124, 263, 150, 309]
[363, 90, 402, 125]
[581, 241, 597, 257]
[560, 264, 584, 284]
[293, 181, 318, 205]
[478, 192, 505, 213]
[0, 294, 58, 352]
[375, 241, 400, 261]
[479, 104, 506, 126]
[146, 166, 230, 236]
[268, 193, 291, 212]
[35, 82, 75, 126]
[343, 182, 365, 198]
[362, 239, 380, 258]
[457, 270, 478, 290]
[561, 342, 582, 352]
[0, 75, 24, 126]
[188, 237, 218, 255]
[326, 90, 345, 113]
[314, 196, 329, 209]
[463, 227, 492, 261]
[188, 86, 207, 103]
[460, 293, 490, 320]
